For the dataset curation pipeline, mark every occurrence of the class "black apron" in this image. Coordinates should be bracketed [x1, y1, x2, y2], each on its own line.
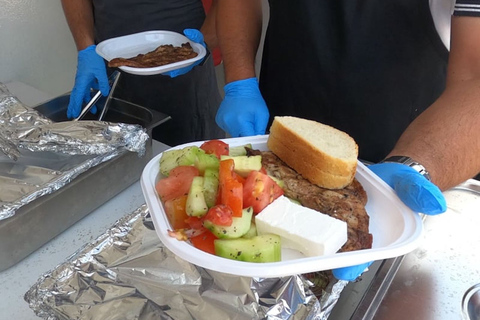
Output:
[93, 0, 224, 146]
[260, 0, 449, 162]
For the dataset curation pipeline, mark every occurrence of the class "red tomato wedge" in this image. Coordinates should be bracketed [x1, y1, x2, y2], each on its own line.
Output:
[221, 179, 243, 217]
[156, 166, 199, 202]
[243, 171, 284, 214]
[164, 195, 189, 229]
[219, 158, 235, 184]
[203, 204, 233, 226]
[190, 231, 217, 255]
[184, 216, 204, 230]
[218, 159, 243, 217]
[200, 139, 229, 159]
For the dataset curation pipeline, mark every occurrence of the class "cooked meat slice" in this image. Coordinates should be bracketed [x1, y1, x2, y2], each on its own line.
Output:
[108, 42, 198, 68]
[108, 58, 145, 68]
[248, 148, 373, 252]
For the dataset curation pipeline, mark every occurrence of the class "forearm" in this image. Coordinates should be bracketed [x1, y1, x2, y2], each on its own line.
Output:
[61, 0, 95, 51]
[388, 16, 480, 191]
[216, 0, 263, 83]
[201, 0, 217, 49]
[388, 82, 480, 190]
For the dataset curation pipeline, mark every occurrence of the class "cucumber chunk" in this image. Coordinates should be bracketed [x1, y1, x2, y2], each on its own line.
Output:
[160, 146, 202, 176]
[195, 152, 220, 175]
[269, 175, 285, 189]
[203, 168, 219, 208]
[228, 144, 253, 157]
[186, 176, 208, 217]
[203, 207, 253, 239]
[220, 155, 262, 178]
[242, 221, 257, 239]
[214, 234, 282, 263]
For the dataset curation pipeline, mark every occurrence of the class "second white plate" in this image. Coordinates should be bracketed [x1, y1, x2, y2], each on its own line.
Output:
[96, 30, 206, 76]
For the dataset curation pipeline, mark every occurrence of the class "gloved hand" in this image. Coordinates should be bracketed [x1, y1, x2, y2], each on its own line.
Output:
[164, 29, 206, 78]
[67, 45, 110, 119]
[368, 162, 447, 215]
[333, 162, 447, 281]
[215, 77, 270, 137]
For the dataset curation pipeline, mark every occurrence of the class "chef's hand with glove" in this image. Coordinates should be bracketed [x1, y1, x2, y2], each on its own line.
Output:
[164, 29, 207, 78]
[67, 45, 110, 119]
[332, 161, 447, 281]
[369, 162, 446, 214]
[215, 77, 270, 137]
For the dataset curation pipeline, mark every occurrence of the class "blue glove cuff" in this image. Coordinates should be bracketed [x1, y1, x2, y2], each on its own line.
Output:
[79, 44, 96, 55]
[224, 78, 261, 97]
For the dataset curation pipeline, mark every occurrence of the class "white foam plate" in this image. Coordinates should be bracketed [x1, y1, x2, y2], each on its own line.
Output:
[141, 135, 424, 278]
[96, 30, 206, 76]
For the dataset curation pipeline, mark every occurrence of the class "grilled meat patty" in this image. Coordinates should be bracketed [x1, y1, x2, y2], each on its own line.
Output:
[108, 42, 198, 68]
[248, 149, 373, 252]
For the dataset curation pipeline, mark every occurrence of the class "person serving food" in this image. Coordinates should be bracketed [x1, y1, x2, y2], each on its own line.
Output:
[61, 0, 224, 146]
[213, 0, 480, 280]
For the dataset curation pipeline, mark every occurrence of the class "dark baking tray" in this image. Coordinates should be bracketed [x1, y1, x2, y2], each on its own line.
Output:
[0, 94, 170, 272]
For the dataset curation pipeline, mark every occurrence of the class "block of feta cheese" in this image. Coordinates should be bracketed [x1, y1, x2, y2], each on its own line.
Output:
[255, 195, 348, 257]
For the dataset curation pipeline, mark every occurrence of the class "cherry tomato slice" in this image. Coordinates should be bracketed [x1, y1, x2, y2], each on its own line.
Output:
[156, 166, 200, 202]
[203, 204, 233, 226]
[200, 139, 229, 159]
[164, 195, 189, 229]
[190, 231, 217, 255]
[243, 171, 284, 214]
[218, 159, 243, 217]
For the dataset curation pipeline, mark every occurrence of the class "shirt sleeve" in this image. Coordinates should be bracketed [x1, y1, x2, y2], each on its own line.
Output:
[454, 0, 480, 16]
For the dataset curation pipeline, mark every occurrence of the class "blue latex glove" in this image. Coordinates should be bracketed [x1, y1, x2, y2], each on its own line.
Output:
[333, 162, 447, 281]
[368, 162, 447, 215]
[333, 261, 373, 281]
[164, 29, 206, 78]
[215, 77, 270, 137]
[67, 45, 110, 119]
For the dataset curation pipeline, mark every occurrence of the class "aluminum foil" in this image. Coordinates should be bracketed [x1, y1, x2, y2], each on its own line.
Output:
[0, 83, 149, 220]
[25, 204, 348, 320]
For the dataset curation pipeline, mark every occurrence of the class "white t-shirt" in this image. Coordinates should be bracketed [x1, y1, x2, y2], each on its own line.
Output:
[430, 0, 455, 50]
[432, 0, 480, 50]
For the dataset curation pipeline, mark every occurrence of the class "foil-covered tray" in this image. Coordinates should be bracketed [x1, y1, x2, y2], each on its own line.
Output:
[25, 204, 349, 320]
[0, 84, 170, 271]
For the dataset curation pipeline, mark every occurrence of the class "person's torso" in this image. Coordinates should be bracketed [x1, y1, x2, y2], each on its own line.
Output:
[92, 0, 205, 42]
[260, 0, 449, 162]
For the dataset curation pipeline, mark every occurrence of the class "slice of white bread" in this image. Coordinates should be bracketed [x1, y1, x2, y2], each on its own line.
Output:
[267, 116, 358, 189]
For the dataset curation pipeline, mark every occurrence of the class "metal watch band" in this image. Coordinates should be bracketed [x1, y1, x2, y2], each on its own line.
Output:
[380, 156, 432, 181]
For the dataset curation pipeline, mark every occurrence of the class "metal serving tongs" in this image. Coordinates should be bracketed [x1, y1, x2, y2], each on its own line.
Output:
[73, 71, 121, 121]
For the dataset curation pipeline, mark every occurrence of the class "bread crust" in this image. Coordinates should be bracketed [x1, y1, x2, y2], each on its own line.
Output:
[267, 117, 358, 189]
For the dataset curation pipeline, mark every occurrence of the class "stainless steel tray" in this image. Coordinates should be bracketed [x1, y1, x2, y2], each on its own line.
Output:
[328, 179, 480, 320]
[0, 94, 170, 272]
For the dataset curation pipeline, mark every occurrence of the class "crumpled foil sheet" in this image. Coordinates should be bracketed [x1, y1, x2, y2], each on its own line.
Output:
[0, 83, 148, 160]
[25, 204, 348, 320]
[0, 83, 149, 220]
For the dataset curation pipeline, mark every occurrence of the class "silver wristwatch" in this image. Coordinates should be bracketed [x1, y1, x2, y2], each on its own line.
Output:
[380, 156, 432, 181]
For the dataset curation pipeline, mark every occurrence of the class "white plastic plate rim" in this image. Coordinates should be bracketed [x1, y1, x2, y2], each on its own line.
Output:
[96, 30, 206, 76]
[140, 135, 424, 278]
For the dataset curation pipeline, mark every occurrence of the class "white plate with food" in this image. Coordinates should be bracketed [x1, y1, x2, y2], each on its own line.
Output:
[141, 131, 424, 278]
[96, 30, 206, 76]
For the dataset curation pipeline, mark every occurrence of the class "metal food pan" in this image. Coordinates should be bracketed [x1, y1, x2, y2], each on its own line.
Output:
[0, 94, 170, 272]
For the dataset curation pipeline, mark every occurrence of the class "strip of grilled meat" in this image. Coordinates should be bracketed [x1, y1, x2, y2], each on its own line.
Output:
[248, 149, 373, 252]
[108, 43, 198, 68]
